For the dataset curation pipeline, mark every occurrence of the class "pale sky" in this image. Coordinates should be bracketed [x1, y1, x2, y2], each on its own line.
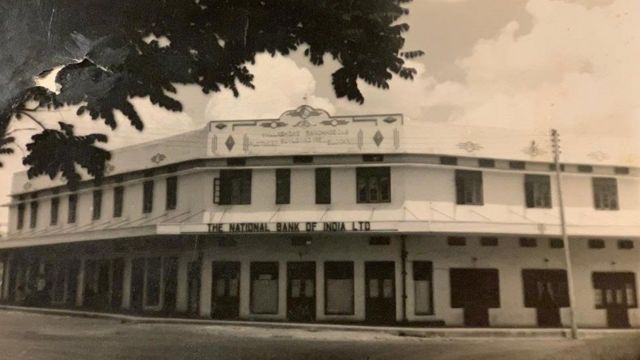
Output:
[1, 0, 639, 225]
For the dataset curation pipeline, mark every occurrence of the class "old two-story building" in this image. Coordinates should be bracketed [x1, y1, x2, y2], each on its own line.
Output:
[0, 105, 639, 328]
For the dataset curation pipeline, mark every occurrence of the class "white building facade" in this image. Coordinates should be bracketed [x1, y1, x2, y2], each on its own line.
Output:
[1, 105, 639, 328]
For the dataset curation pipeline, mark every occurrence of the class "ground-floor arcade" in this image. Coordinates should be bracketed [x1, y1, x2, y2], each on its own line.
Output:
[0, 233, 638, 328]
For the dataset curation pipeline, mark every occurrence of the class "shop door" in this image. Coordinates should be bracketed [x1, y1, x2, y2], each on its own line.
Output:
[450, 268, 500, 327]
[163, 257, 178, 314]
[522, 270, 568, 328]
[593, 272, 636, 328]
[365, 262, 396, 323]
[130, 258, 145, 312]
[287, 262, 316, 322]
[211, 262, 240, 319]
[110, 258, 125, 309]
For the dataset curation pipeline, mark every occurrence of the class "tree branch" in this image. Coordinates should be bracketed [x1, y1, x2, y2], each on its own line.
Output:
[18, 111, 47, 130]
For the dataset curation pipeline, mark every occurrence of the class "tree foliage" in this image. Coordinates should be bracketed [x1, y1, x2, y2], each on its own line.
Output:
[0, 0, 422, 189]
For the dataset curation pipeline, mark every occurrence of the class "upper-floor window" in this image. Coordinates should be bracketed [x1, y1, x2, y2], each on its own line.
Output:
[525, 174, 551, 208]
[356, 167, 391, 203]
[50, 197, 59, 225]
[92, 190, 103, 220]
[29, 201, 38, 229]
[216, 169, 251, 205]
[275, 169, 291, 205]
[315, 168, 331, 204]
[166, 176, 178, 210]
[113, 186, 124, 218]
[455, 170, 483, 205]
[592, 177, 618, 210]
[143, 180, 154, 213]
[68, 194, 77, 224]
[17, 203, 25, 230]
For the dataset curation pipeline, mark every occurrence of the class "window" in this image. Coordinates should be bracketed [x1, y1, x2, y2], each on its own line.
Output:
[440, 156, 458, 166]
[614, 167, 630, 175]
[592, 272, 637, 309]
[578, 165, 593, 173]
[29, 201, 38, 228]
[618, 240, 634, 250]
[293, 156, 313, 164]
[275, 169, 291, 205]
[356, 167, 391, 203]
[478, 159, 495, 168]
[480, 237, 498, 247]
[519, 237, 537, 248]
[217, 170, 252, 205]
[369, 236, 390, 246]
[17, 203, 25, 230]
[68, 194, 77, 224]
[588, 239, 605, 249]
[113, 186, 124, 218]
[145, 257, 162, 307]
[143, 180, 154, 213]
[250, 262, 279, 314]
[324, 261, 354, 315]
[413, 261, 433, 315]
[50, 197, 59, 225]
[166, 176, 177, 210]
[549, 238, 564, 249]
[455, 170, 483, 205]
[525, 175, 552, 208]
[447, 237, 466, 246]
[509, 161, 526, 170]
[549, 163, 565, 171]
[92, 190, 102, 220]
[593, 177, 618, 210]
[227, 158, 246, 166]
[315, 168, 331, 204]
[363, 154, 383, 162]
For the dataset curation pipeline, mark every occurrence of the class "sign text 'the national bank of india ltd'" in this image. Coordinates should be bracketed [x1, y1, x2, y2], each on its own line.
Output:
[207, 221, 372, 233]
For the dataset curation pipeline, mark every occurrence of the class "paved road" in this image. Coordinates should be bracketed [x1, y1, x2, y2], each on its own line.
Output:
[0, 310, 638, 360]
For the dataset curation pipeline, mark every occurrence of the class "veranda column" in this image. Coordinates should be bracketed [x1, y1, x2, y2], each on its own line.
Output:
[121, 256, 132, 310]
[75, 258, 85, 307]
[175, 255, 189, 313]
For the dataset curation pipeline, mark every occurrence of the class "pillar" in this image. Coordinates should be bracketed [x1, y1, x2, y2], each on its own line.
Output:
[75, 259, 85, 307]
[175, 255, 189, 313]
[121, 256, 132, 310]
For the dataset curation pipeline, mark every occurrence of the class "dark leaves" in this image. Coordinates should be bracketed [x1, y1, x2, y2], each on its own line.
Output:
[23, 122, 110, 190]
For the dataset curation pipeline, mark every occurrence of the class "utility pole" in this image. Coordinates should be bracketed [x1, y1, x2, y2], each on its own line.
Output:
[551, 129, 578, 340]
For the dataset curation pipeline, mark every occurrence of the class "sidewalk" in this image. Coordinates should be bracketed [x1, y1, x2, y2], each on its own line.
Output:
[2, 304, 639, 339]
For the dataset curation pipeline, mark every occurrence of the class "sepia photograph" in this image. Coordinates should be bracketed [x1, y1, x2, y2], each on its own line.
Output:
[0, 0, 639, 359]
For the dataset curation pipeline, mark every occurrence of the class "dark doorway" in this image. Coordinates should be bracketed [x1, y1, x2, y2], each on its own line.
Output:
[111, 258, 125, 309]
[163, 257, 178, 314]
[287, 262, 316, 322]
[7, 259, 17, 303]
[365, 261, 396, 323]
[187, 260, 201, 316]
[96, 259, 111, 309]
[450, 268, 500, 327]
[83, 260, 97, 308]
[131, 258, 145, 312]
[522, 269, 568, 328]
[211, 262, 240, 319]
[593, 272, 636, 328]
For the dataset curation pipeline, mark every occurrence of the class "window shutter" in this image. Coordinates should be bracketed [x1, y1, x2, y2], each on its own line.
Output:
[213, 177, 222, 204]
[524, 179, 535, 208]
[455, 173, 465, 205]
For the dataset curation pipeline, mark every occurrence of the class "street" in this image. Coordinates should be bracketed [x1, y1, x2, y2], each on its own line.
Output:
[0, 310, 639, 360]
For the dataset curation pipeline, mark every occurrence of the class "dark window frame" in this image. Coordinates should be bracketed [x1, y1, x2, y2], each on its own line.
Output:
[50, 197, 59, 226]
[29, 201, 38, 229]
[17, 203, 25, 230]
[519, 237, 538, 248]
[618, 239, 634, 250]
[92, 189, 103, 220]
[549, 238, 564, 249]
[480, 237, 498, 247]
[509, 161, 526, 170]
[166, 176, 178, 210]
[68, 194, 78, 224]
[592, 177, 619, 210]
[356, 167, 391, 204]
[588, 239, 605, 249]
[455, 170, 484, 205]
[275, 169, 291, 205]
[113, 186, 124, 218]
[478, 159, 495, 168]
[143, 180, 154, 213]
[524, 174, 552, 208]
[315, 168, 331, 204]
[440, 156, 458, 166]
[218, 169, 252, 205]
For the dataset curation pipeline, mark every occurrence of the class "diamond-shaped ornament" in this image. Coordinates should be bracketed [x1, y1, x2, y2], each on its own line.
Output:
[373, 130, 384, 147]
[225, 135, 235, 151]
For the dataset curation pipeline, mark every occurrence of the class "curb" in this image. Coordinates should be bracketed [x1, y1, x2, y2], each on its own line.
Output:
[1, 305, 639, 339]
